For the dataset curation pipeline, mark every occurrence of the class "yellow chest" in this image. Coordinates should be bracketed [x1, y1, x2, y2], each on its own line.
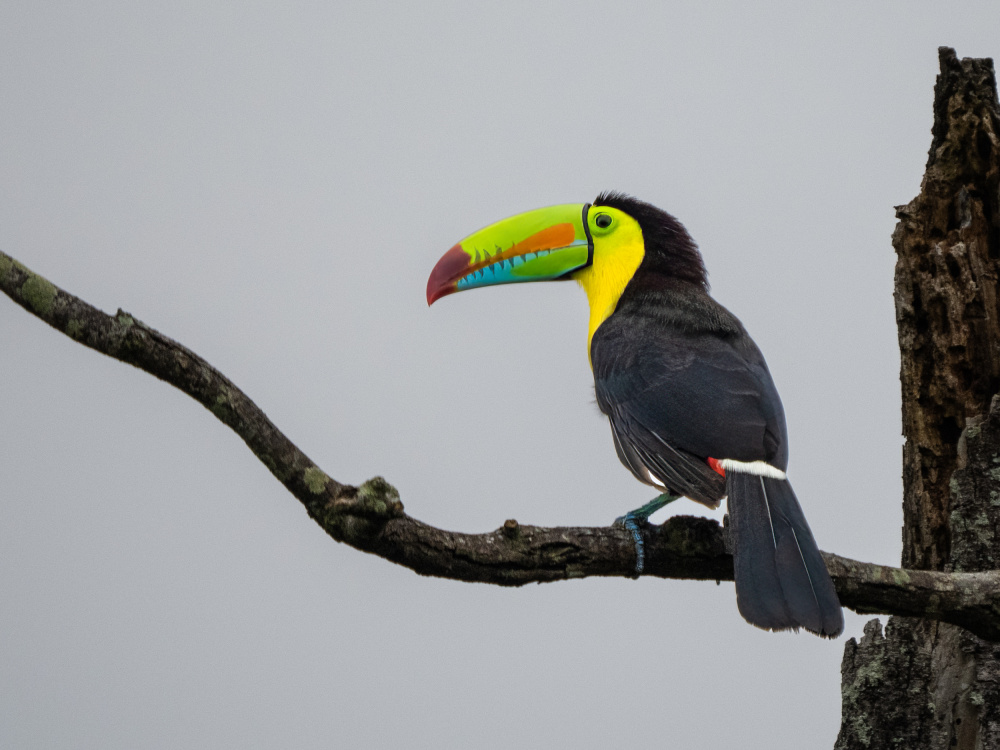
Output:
[572, 231, 645, 364]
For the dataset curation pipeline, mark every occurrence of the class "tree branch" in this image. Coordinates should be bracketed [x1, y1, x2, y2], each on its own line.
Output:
[4, 250, 1000, 639]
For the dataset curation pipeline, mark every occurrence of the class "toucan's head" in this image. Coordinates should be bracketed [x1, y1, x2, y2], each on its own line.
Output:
[427, 192, 707, 351]
[427, 192, 706, 304]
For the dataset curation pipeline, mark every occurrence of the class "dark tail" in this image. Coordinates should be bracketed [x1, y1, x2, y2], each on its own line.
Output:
[727, 473, 843, 637]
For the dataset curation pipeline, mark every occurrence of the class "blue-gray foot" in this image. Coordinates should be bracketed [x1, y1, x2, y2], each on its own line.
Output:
[614, 494, 680, 574]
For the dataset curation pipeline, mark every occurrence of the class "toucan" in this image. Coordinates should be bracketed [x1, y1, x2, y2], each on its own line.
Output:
[426, 192, 844, 637]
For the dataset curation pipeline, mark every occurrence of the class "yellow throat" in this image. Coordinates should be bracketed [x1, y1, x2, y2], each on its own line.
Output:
[572, 210, 645, 364]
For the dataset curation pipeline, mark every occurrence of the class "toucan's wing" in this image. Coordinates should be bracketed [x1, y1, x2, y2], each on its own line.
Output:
[592, 313, 787, 505]
[604, 398, 727, 506]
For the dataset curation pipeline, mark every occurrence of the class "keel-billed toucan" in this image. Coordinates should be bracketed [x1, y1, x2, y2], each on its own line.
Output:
[426, 193, 843, 637]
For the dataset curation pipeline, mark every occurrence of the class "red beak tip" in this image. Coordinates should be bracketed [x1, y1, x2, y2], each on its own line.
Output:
[426, 285, 453, 306]
[426, 244, 469, 307]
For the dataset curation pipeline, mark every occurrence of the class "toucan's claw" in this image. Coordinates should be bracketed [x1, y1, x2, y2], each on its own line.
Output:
[614, 493, 680, 575]
[617, 513, 647, 574]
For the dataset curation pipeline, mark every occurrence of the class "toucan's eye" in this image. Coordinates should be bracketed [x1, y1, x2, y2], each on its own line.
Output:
[595, 213, 612, 229]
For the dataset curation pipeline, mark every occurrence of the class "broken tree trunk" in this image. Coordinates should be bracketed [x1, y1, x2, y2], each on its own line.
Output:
[836, 48, 1000, 750]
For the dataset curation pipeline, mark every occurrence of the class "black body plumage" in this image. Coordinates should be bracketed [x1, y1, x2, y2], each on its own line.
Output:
[591, 193, 843, 637]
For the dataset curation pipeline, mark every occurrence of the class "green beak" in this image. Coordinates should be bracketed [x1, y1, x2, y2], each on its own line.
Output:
[426, 203, 593, 305]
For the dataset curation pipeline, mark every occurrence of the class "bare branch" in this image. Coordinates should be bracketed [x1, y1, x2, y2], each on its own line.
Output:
[4, 250, 1000, 639]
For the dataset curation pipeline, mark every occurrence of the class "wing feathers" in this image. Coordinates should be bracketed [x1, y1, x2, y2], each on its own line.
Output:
[607, 406, 725, 507]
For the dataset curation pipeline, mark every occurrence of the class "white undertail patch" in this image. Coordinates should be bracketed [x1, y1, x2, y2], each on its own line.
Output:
[719, 459, 787, 480]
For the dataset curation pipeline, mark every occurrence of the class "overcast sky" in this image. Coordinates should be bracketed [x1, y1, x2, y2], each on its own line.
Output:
[2, 3, 998, 748]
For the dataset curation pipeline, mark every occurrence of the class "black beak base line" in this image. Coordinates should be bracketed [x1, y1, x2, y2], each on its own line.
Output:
[582, 203, 594, 267]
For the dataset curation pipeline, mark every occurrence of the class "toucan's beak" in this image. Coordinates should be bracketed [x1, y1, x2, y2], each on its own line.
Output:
[427, 204, 593, 305]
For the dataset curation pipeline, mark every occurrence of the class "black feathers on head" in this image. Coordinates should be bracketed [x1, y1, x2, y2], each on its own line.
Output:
[594, 191, 708, 290]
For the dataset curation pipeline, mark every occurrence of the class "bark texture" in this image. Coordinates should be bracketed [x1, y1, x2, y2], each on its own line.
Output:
[836, 48, 1000, 750]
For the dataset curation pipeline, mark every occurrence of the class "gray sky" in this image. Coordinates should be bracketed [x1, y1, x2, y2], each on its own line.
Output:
[1, 2, 996, 748]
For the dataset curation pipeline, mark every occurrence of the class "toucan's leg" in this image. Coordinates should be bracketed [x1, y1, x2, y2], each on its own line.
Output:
[615, 493, 680, 574]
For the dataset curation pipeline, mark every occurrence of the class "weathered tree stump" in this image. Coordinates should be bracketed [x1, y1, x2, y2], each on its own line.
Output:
[836, 47, 1000, 750]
